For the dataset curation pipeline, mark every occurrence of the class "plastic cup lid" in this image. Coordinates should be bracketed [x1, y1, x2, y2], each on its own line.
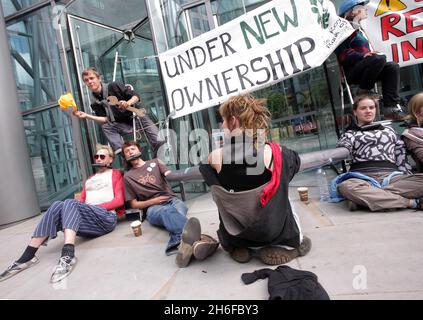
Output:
[131, 220, 141, 227]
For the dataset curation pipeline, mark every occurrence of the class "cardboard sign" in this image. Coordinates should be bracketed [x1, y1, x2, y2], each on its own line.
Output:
[363, 0, 423, 66]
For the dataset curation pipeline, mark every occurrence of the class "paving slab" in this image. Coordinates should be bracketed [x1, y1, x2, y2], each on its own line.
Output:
[1, 177, 422, 300]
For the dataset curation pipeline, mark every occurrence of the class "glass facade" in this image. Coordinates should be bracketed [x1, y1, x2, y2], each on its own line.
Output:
[147, 0, 342, 156]
[7, 6, 65, 111]
[1, 0, 423, 204]
[23, 108, 79, 207]
[67, 14, 167, 160]
[3, 2, 80, 209]
[1, 0, 46, 16]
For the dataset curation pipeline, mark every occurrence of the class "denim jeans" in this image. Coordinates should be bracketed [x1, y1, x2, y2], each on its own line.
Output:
[146, 197, 188, 253]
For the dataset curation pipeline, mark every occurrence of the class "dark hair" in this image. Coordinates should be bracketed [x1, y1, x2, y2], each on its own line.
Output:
[122, 141, 141, 156]
[82, 67, 101, 78]
[353, 94, 379, 110]
[121, 141, 142, 170]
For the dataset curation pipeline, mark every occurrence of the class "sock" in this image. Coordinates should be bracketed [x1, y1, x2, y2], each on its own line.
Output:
[61, 244, 75, 259]
[16, 245, 38, 263]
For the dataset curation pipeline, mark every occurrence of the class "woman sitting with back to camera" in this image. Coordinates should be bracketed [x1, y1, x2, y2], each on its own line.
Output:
[176, 94, 311, 268]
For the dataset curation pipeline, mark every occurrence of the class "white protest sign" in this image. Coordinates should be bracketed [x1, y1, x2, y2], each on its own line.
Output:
[363, 0, 423, 67]
[158, 0, 355, 119]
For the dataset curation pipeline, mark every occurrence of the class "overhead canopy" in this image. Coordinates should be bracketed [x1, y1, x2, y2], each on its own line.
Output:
[65, 0, 147, 31]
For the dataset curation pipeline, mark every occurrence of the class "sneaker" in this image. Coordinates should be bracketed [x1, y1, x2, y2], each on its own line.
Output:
[347, 200, 359, 212]
[165, 243, 180, 256]
[114, 148, 122, 156]
[230, 247, 252, 263]
[415, 198, 423, 211]
[258, 246, 298, 265]
[192, 234, 219, 260]
[0, 256, 39, 282]
[383, 105, 407, 122]
[175, 217, 201, 268]
[50, 256, 77, 283]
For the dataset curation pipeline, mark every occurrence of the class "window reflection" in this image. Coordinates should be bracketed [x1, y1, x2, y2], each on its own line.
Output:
[1, 0, 45, 16]
[23, 108, 80, 208]
[7, 6, 65, 111]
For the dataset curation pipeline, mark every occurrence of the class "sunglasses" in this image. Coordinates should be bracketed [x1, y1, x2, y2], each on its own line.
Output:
[94, 154, 107, 160]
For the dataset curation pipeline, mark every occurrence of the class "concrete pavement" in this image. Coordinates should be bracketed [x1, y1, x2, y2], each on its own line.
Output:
[0, 171, 422, 300]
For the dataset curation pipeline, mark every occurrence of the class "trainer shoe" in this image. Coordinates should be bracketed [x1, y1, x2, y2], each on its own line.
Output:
[347, 200, 359, 212]
[230, 247, 252, 263]
[258, 246, 298, 265]
[0, 256, 39, 282]
[192, 234, 219, 260]
[383, 105, 407, 122]
[176, 217, 201, 268]
[50, 256, 77, 283]
[416, 198, 423, 211]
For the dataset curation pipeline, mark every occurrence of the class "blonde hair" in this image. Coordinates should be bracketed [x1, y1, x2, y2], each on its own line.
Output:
[406, 93, 423, 126]
[219, 94, 271, 145]
[96, 144, 114, 160]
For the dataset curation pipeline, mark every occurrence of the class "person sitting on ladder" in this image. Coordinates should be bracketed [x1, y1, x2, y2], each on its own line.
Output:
[73, 67, 165, 156]
[335, 0, 407, 122]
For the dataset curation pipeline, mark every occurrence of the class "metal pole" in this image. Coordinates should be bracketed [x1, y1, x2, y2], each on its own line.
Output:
[55, 7, 89, 181]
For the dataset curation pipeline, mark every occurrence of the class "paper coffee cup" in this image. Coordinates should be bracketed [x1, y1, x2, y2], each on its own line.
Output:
[297, 187, 309, 202]
[131, 220, 142, 237]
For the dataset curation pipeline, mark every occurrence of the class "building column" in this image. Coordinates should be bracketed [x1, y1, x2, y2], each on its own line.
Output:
[0, 7, 40, 225]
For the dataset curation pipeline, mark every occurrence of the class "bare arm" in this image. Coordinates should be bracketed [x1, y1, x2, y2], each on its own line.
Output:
[129, 195, 171, 209]
[73, 110, 108, 124]
[208, 148, 222, 173]
[119, 95, 140, 109]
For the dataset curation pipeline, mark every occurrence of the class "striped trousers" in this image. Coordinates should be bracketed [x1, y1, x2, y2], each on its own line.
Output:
[33, 199, 117, 239]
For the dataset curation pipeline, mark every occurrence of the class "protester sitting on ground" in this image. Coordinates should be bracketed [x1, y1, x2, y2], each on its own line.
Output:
[401, 93, 423, 172]
[0, 144, 124, 283]
[73, 67, 164, 156]
[122, 141, 189, 255]
[332, 94, 423, 211]
[176, 94, 311, 268]
[336, 0, 406, 121]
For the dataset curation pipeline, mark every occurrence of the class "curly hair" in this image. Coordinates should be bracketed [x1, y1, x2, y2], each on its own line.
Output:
[219, 94, 271, 146]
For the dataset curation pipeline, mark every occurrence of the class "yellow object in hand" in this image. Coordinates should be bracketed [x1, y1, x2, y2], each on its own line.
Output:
[58, 93, 77, 112]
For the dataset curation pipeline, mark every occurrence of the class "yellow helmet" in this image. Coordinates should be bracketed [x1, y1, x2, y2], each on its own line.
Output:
[58, 93, 77, 112]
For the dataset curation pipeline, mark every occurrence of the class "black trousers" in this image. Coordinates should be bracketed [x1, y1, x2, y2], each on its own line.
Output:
[346, 54, 400, 107]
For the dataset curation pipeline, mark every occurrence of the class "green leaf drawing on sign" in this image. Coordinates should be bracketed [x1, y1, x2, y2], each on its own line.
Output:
[309, 0, 330, 29]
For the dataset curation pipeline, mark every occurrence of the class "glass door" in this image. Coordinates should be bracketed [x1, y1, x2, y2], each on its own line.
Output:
[67, 15, 167, 161]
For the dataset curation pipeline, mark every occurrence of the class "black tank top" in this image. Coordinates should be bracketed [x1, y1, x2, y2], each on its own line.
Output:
[217, 136, 272, 192]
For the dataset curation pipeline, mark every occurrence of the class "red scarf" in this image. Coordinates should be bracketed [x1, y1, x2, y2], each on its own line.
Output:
[260, 143, 282, 207]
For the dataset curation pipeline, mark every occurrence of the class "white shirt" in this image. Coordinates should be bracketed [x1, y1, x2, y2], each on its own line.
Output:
[84, 170, 114, 205]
